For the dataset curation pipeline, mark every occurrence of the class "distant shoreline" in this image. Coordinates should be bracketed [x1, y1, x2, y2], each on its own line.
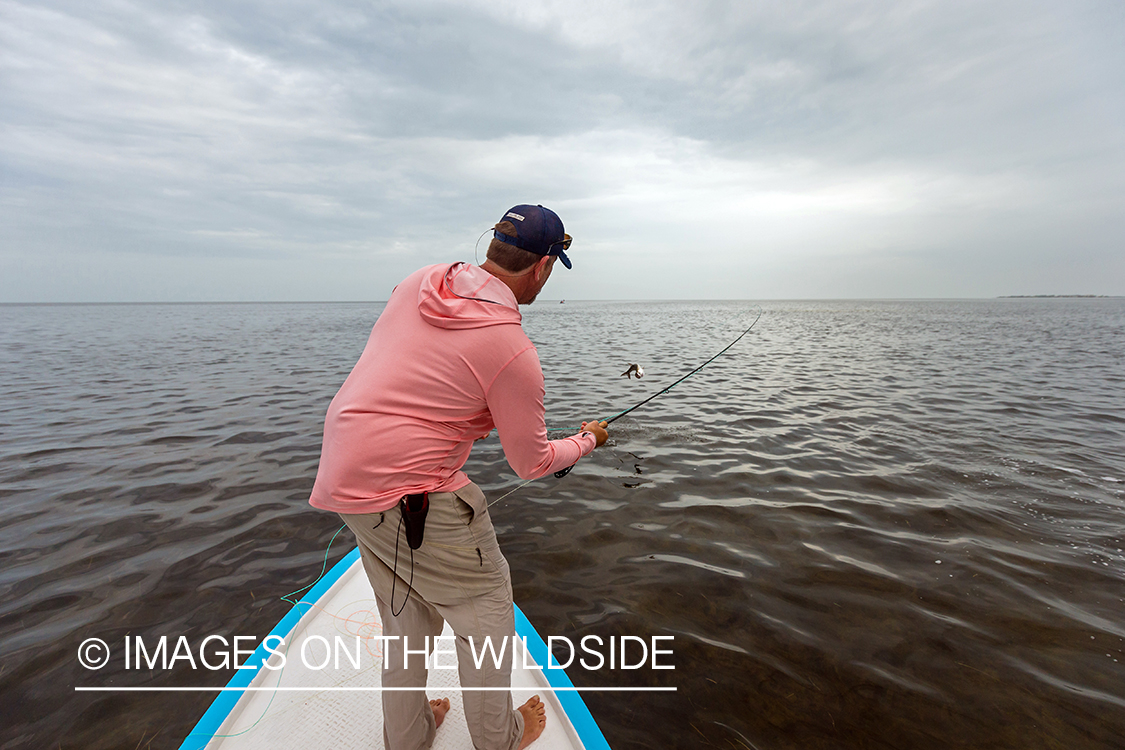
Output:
[998, 295, 1114, 298]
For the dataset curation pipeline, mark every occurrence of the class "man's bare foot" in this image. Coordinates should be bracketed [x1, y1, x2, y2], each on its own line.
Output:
[430, 698, 451, 728]
[517, 695, 547, 749]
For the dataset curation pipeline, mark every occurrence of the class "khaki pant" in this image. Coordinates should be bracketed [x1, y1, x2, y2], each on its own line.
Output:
[340, 482, 524, 750]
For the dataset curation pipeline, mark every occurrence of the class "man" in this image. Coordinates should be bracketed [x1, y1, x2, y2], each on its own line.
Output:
[308, 204, 610, 750]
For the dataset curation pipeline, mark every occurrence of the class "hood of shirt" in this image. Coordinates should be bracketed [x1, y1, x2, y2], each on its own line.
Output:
[417, 262, 523, 330]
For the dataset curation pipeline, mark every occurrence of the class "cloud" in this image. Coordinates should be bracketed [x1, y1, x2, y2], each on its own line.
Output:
[1, 0, 1122, 300]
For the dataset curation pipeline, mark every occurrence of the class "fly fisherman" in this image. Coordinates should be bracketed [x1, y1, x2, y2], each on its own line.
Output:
[308, 204, 610, 750]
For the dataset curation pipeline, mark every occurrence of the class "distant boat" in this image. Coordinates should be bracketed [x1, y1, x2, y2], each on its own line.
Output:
[560, 300, 565, 304]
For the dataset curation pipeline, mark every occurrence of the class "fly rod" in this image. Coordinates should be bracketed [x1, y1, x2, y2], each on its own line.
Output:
[600, 306, 763, 426]
[550, 306, 764, 479]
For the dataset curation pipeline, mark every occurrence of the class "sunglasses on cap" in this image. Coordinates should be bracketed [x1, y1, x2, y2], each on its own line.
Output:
[548, 234, 572, 254]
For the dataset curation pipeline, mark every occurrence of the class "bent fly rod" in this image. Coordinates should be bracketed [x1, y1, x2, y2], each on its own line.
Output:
[551, 306, 764, 478]
[600, 306, 763, 426]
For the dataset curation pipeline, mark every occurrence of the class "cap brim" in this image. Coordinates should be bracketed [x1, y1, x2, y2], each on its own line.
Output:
[555, 249, 572, 269]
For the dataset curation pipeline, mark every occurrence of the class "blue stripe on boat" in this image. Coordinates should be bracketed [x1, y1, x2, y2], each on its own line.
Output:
[178, 547, 611, 750]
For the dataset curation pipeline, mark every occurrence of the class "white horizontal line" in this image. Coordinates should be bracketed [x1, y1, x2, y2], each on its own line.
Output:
[75, 686, 676, 692]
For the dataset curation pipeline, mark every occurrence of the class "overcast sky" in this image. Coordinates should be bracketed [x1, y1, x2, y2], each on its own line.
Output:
[2, 0, 1122, 301]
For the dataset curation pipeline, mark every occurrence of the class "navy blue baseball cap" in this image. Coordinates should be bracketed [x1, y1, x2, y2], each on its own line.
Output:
[493, 204, 572, 269]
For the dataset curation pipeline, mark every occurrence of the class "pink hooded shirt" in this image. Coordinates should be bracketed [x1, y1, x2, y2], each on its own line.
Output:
[308, 263, 596, 514]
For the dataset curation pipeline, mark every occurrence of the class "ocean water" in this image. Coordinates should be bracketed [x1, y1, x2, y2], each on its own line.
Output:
[2, 298, 1124, 749]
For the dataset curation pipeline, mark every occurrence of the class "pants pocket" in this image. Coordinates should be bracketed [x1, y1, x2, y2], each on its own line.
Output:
[452, 482, 486, 521]
[454, 496, 475, 527]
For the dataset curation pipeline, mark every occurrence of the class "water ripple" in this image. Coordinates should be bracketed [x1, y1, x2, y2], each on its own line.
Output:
[3, 299, 1124, 749]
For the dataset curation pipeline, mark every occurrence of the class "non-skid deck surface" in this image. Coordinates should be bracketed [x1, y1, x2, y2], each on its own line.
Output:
[200, 559, 587, 750]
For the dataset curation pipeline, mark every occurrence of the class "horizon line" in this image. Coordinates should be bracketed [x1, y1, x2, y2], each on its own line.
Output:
[3, 295, 1121, 306]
